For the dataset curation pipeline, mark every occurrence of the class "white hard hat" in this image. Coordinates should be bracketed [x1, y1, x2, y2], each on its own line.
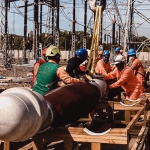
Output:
[114, 55, 124, 65]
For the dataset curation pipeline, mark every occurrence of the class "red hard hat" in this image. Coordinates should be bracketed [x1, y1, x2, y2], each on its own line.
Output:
[42, 48, 47, 55]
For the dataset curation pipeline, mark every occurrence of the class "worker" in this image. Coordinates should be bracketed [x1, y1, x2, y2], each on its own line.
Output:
[115, 47, 121, 56]
[30, 48, 47, 88]
[103, 55, 142, 100]
[127, 48, 145, 94]
[32, 46, 82, 95]
[95, 50, 103, 66]
[95, 50, 123, 99]
[66, 48, 88, 78]
[95, 50, 112, 76]
[120, 49, 123, 55]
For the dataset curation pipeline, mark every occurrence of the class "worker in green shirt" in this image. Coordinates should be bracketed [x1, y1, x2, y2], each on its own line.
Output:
[32, 45, 81, 95]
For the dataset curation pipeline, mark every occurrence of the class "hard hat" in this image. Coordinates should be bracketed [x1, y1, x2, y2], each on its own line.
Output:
[114, 55, 124, 65]
[42, 48, 47, 55]
[120, 49, 123, 53]
[75, 48, 88, 58]
[128, 48, 136, 56]
[99, 51, 103, 55]
[46, 46, 60, 57]
[103, 50, 110, 56]
[115, 47, 120, 52]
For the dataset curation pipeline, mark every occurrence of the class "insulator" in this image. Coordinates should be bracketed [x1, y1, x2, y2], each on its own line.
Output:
[44, 82, 100, 126]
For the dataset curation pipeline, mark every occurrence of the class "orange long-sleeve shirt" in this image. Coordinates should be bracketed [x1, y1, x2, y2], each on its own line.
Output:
[95, 59, 113, 76]
[30, 58, 46, 88]
[104, 67, 142, 100]
[130, 58, 145, 82]
[130, 58, 145, 93]
[57, 66, 80, 84]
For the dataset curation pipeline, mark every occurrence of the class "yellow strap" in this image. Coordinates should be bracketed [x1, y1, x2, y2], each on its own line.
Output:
[86, 6, 102, 76]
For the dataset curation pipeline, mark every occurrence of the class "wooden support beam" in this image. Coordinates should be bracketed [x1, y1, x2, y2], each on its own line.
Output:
[34, 127, 127, 144]
[91, 143, 101, 150]
[131, 126, 149, 150]
[64, 140, 73, 150]
[126, 105, 146, 131]
[4, 141, 10, 150]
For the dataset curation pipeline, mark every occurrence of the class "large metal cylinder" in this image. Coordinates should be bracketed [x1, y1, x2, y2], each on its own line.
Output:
[0, 79, 107, 142]
[0, 87, 48, 142]
[44, 82, 101, 126]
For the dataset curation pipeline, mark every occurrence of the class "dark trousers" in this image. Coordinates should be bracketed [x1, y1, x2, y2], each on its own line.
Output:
[106, 78, 124, 99]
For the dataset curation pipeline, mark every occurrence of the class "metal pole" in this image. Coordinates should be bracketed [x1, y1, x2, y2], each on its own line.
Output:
[129, 0, 134, 43]
[119, 25, 120, 46]
[123, 0, 131, 53]
[34, 0, 39, 60]
[39, 2, 43, 43]
[55, 0, 59, 47]
[72, 0, 76, 54]
[112, 16, 116, 46]
[4, 0, 8, 68]
[51, 0, 54, 44]
[83, 0, 87, 49]
[23, 0, 28, 64]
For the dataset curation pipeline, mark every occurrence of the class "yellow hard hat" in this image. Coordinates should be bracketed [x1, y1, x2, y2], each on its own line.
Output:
[46, 46, 60, 57]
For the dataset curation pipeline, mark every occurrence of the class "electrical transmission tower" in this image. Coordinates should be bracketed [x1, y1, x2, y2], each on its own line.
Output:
[0, 0, 7, 67]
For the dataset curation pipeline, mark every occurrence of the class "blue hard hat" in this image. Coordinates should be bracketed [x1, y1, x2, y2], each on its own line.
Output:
[115, 47, 120, 52]
[103, 50, 110, 56]
[128, 48, 136, 56]
[75, 48, 88, 58]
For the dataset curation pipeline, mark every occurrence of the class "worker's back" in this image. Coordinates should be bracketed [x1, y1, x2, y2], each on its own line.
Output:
[33, 62, 60, 95]
[66, 57, 85, 78]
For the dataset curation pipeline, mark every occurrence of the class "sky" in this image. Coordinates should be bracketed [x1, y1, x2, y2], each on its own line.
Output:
[7, 0, 150, 39]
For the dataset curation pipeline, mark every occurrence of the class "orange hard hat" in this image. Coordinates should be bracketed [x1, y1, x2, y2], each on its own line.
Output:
[99, 51, 103, 55]
[42, 48, 47, 55]
[120, 49, 123, 53]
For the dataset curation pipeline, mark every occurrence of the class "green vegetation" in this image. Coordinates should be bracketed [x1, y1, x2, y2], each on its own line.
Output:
[5, 32, 148, 52]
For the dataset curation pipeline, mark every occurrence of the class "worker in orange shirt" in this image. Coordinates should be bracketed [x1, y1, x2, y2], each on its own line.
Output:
[30, 48, 47, 88]
[127, 48, 145, 94]
[33, 46, 82, 95]
[97, 50, 103, 61]
[95, 50, 112, 76]
[103, 55, 142, 100]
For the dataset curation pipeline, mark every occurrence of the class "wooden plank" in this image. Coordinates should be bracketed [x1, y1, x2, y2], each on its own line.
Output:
[126, 105, 146, 131]
[91, 143, 101, 150]
[34, 127, 127, 144]
[131, 126, 148, 150]
[18, 142, 33, 150]
[4, 141, 10, 150]
[32, 139, 43, 150]
[64, 140, 73, 150]
[114, 102, 144, 110]
[125, 110, 131, 122]
[137, 127, 149, 150]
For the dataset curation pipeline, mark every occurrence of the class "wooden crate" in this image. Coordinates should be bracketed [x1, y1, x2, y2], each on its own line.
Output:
[1, 99, 150, 150]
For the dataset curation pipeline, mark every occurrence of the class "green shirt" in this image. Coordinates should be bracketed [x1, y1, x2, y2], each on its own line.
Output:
[33, 62, 60, 95]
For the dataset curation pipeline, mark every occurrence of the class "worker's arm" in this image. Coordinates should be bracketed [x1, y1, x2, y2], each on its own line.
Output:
[109, 69, 130, 89]
[33, 58, 45, 77]
[103, 68, 117, 80]
[95, 60, 107, 76]
[33, 63, 40, 77]
[108, 63, 113, 73]
[57, 66, 81, 84]
[130, 59, 139, 70]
